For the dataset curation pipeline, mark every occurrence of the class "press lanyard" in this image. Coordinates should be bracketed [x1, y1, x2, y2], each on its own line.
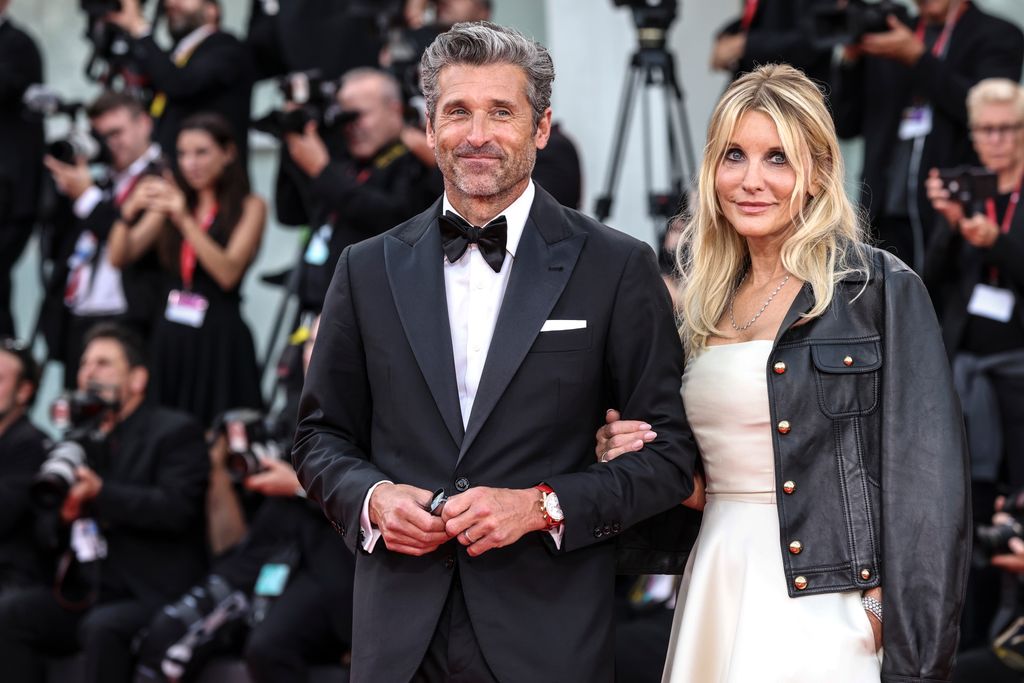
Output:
[984, 177, 1021, 283]
[740, 0, 758, 31]
[913, 1, 968, 60]
[179, 204, 218, 290]
[114, 173, 142, 207]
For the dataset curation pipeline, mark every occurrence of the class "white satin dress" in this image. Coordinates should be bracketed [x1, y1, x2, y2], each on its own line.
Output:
[662, 341, 882, 683]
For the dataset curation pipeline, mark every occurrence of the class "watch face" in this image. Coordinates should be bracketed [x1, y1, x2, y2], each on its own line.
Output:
[544, 493, 564, 522]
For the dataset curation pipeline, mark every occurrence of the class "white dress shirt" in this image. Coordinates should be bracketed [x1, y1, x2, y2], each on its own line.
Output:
[360, 181, 561, 551]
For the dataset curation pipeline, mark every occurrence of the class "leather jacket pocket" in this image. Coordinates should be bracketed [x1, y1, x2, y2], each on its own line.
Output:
[811, 340, 882, 417]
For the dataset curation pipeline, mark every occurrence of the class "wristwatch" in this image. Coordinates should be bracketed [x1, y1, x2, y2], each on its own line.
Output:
[535, 484, 564, 528]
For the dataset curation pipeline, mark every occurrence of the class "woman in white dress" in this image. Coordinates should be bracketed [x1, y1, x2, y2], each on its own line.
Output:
[598, 64, 970, 682]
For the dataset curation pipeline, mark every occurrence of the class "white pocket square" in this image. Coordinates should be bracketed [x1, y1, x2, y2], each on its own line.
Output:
[541, 319, 587, 332]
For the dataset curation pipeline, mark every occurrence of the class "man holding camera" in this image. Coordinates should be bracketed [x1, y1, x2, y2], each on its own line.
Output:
[0, 338, 48, 594]
[0, 323, 209, 683]
[41, 91, 165, 390]
[105, 0, 254, 166]
[833, 0, 1024, 272]
[0, 0, 44, 337]
[283, 67, 440, 313]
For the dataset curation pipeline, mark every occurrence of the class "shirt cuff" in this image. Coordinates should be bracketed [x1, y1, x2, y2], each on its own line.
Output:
[360, 480, 392, 553]
[548, 524, 564, 550]
[73, 186, 102, 219]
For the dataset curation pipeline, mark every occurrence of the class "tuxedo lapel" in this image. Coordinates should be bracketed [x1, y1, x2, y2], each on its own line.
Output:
[385, 202, 464, 448]
[457, 190, 585, 465]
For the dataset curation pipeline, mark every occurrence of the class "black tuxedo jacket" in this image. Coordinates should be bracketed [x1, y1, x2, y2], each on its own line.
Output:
[0, 18, 44, 226]
[293, 186, 697, 682]
[833, 4, 1024, 225]
[132, 30, 254, 166]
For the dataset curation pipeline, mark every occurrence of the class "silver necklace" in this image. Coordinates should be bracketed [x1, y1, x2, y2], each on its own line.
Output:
[729, 271, 791, 332]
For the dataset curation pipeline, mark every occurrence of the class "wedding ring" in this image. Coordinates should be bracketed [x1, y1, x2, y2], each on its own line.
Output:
[463, 530, 474, 543]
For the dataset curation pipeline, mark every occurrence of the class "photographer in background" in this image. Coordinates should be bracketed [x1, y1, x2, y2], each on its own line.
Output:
[0, 323, 209, 683]
[105, 0, 254, 167]
[0, 338, 48, 594]
[40, 91, 164, 389]
[283, 67, 439, 313]
[923, 77, 1024, 649]
[833, 0, 1024, 272]
[0, 0, 44, 337]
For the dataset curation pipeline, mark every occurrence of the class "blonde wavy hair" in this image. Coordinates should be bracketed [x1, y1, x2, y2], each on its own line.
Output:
[676, 64, 869, 353]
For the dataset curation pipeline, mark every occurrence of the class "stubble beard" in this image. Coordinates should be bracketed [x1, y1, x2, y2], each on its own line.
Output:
[439, 143, 537, 206]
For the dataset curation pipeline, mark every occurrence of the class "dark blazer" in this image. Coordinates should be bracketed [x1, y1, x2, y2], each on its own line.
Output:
[85, 405, 209, 604]
[833, 4, 1024, 224]
[0, 416, 49, 588]
[293, 186, 697, 683]
[0, 18, 44, 227]
[131, 30, 254, 166]
[923, 208, 1024, 355]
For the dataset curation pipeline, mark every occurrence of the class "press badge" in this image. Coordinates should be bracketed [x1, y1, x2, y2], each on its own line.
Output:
[70, 518, 108, 563]
[968, 283, 1015, 323]
[164, 289, 209, 328]
[253, 563, 291, 597]
[898, 105, 933, 140]
[303, 224, 333, 266]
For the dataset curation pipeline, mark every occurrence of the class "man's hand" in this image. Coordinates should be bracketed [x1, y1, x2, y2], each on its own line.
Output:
[43, 155, 94, 201]
[244, 457, 303, 498]
[441, 487, 547, 557]
[711, 33, 746, 72]
[925, 168, 965, 228]
[284, 120, 330, 178]
[960, 213, 1000, 249]
[369, 483, 450, 556]
[859, 15, 926, 66]
[60, 466, 104, 524]
[105, 0, 149, 37]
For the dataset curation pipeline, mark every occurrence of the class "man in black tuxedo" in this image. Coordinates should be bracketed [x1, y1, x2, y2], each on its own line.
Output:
[0, 323, 209, 683]
[41, 91, 164, 388]
[0, 0, 44, 336]
[833, 0, 1024, 271]
[107, 0, 254, 167]
[293, 22, 696, 683]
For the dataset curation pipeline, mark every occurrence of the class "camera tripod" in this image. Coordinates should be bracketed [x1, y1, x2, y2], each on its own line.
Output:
[594, 24, 698, 227]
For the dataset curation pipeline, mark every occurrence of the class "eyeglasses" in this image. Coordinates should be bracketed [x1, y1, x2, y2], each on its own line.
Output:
[970, 123, 1024, 140]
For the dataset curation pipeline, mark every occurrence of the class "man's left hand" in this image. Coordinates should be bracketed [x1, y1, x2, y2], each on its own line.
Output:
[711, 33, 746, 72]
[441, 487, 547, 557]
[105, 0, 149, 37]
[859, 15, 925, 66]
[43, 155, 94, 201]
[960, 213, 1000, 248]
[60, 466, 104, 523]
[285, 120, 330, 178]
[244, 457, 303, 498]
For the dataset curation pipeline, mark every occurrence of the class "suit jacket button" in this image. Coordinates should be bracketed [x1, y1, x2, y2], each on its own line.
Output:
[455, 477, 470, 492]
[777, 420, 791, 434]
[603, 525, 612, 535]
[358, 528, 366, 542]
[794, 576, 808, 590]
[593, 526, 603, 538]
[443, 555, 455, 570]
[612, 523, 622, 533]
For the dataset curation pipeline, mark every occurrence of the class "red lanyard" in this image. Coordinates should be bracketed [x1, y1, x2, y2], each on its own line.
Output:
[914, 1, 968, 59]
[114, 173, 142, 206]
[740, 0, 759, 31]
[984, 178, 1021, 283]
[179, 204, 218, 290]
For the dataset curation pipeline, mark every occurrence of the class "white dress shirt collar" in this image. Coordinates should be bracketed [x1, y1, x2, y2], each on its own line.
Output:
[115, 144, 162, 187]
[441, 180, 535, 260]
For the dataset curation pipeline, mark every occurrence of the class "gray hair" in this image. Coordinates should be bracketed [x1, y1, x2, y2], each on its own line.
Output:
[340, 67, 402, 105]
[419, 21, 554, 127]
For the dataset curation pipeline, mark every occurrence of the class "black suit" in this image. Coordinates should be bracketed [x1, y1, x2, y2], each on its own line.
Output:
[131, 30, 254, 166]
[0, 417, 49, 591]
[0, 404, 209, 683]
[293, 186, 696, 682]
[833, 4, 1024, 267]
[0, 17, 44, 336]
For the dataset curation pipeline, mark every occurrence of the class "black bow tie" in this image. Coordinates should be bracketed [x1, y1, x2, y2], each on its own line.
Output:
[439, 211, 508, 273]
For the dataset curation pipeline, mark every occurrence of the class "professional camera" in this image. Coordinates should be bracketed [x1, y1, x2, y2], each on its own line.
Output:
[210, 409, 283, 481]
[938, 166, 999, 215]
[30, 389, 119, 508]
[79, 0, 155, 86]
[975, 488, 1024, 565]
[809, 0, 912, 49]
[252, 71, 356, 138]
[22, 85, 110, 165]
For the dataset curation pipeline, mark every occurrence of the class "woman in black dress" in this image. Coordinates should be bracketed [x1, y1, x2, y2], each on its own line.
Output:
[110, 113, 266, 427]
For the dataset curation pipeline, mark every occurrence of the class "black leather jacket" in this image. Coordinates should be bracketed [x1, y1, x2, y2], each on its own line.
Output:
[619, 249, 970, 683]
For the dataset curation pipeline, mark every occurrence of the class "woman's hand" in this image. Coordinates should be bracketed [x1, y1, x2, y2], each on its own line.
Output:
[864, 586, 883, 651]
[147, 173, 189, 226]
[594, 409, 656, 463]
[925, 168, 964, 229]
[960, 213, 1000, 249]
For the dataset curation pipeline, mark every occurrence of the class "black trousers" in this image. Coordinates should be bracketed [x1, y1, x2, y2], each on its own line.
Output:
[0, 222, 33, 337]
[412, 574, 498, 683]
[244, 570, 351, 683]
[0, 587, 156, 683]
